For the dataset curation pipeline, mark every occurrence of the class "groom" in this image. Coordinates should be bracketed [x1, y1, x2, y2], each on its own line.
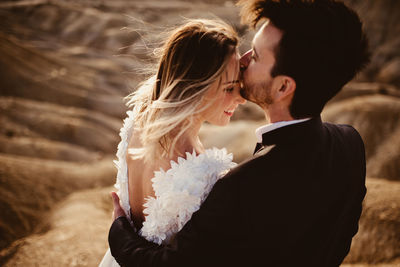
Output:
[108, 0, 370, 266]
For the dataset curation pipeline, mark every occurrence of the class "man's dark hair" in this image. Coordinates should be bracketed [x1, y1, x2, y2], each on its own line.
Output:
[238, 0, 370, 118]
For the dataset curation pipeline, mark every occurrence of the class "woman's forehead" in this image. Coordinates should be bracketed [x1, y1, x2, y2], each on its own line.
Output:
[223, 54, 240, 82]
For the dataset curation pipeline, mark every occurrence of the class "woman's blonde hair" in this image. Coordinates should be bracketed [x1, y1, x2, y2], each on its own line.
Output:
[126, 19, 239, 162]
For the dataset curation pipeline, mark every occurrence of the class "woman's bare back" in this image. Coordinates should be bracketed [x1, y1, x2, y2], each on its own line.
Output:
[126, 128, 171, 230]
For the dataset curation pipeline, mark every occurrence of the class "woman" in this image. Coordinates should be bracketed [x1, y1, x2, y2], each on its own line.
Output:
[100, 18, 245, 266]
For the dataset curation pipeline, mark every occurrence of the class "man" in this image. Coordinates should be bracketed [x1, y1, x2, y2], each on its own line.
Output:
[108, 0, 370, 266]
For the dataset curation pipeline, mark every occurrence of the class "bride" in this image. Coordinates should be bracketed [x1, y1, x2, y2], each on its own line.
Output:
[99, 18, 245, 266]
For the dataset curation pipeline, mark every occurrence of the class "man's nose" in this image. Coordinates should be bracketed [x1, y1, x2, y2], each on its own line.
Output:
[240, 50, 251, 70]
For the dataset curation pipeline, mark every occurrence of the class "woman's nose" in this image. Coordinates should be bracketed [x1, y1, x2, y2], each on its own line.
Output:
[237, 95, 246, 105]
[240, 50, 251, 70]
[235, 87, 246, 105]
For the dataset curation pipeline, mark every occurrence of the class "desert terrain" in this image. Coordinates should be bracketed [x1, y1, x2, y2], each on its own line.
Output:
[0, 0, 399, 266]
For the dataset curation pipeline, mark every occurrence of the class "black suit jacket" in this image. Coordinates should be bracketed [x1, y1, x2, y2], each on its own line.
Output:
[108, 117, 366, 267]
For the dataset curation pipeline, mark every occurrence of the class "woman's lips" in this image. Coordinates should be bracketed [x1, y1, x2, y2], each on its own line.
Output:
[224, 110, 234, 116]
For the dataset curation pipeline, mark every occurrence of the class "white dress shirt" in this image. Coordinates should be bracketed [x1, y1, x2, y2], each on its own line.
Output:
[255, 118, 311, 143]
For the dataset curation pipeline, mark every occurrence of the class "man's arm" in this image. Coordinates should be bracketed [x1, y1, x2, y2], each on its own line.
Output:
[108, 174, 240, 267]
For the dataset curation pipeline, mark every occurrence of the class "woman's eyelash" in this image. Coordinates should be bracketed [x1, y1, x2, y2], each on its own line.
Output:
[224, 87, 234, 93]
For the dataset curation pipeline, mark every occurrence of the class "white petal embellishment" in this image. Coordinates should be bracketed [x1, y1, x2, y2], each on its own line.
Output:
[140, 147, 236, 245]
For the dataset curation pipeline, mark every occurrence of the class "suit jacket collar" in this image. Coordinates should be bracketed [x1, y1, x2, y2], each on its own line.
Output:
[255, 118, 311, 143]
[260, 116, 323, 146]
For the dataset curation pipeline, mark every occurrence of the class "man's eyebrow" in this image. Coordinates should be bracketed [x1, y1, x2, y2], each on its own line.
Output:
[223, 80, 240, 85]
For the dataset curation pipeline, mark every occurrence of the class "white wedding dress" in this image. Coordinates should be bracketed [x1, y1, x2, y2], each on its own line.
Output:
[99, 109, 236, 267]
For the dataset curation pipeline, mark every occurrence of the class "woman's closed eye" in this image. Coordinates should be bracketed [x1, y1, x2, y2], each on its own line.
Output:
[224, 87, 234, 93]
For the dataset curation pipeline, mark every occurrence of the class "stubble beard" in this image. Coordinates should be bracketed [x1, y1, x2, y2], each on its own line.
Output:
[241, 79, 273, 110]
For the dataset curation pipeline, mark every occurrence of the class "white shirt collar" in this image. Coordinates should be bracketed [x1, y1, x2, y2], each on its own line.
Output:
[255, 118, 311, 143]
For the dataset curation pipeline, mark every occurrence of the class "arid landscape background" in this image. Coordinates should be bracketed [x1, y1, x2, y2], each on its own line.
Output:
[0, 0, 399, 266]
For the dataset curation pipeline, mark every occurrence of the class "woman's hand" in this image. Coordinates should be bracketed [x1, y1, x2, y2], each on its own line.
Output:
[111, 192, 126, 220]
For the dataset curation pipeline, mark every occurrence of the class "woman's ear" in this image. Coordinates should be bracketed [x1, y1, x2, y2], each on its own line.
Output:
[272, 75, 296, 101]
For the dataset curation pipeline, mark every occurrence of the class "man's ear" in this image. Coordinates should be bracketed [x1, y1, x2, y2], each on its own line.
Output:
[272, 75, 296, 101]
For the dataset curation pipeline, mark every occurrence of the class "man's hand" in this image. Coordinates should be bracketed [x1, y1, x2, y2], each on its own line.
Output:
[111, 192, 126, 220]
